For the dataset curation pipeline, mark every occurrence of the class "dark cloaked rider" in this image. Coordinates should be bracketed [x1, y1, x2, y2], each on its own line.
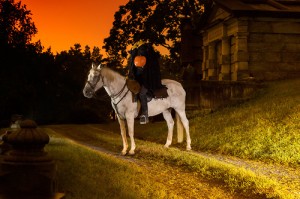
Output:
[128, 40, 164, 124]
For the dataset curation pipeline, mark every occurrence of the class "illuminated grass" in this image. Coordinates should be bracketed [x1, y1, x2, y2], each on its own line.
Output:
[44, 126, 297, 198]
[188, 78, 300, 166]
[132, 79, 300, 166]
[43, 77, 300, 198]
[135, 142, 294, 199]
[44, 134, 173, 199]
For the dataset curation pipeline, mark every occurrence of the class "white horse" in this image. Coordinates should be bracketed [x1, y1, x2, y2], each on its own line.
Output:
[83, 64, 191, 155]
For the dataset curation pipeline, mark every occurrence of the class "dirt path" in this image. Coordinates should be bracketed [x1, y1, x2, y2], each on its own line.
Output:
[46, 124, 248, 199]
[45, 124, 300, 198]
[197, 151, 300, 197]
[90, 123, 300, 198]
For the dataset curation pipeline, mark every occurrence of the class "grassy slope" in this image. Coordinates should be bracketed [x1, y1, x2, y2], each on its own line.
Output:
[189, 78, 300, 166]
[44, 78, 300, 199]
[135, 78, 300, 166]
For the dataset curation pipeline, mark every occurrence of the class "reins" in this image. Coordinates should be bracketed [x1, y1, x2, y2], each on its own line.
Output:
[111, 85, 130, 119]
[109, 81, 127, 99]
[87, 67, 129, 119]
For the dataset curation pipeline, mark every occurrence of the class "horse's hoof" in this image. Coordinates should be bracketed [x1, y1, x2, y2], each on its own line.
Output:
[129, 150, 135, 155]
[186, 146, 192, 151]
[164, 144, 170, 148]
[121, 151, 127, 156]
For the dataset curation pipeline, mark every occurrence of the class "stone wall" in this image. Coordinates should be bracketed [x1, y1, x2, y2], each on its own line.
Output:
[184, 80, 262, 110]
[202, 8, 300, 81]
[248, 19, 300, 80]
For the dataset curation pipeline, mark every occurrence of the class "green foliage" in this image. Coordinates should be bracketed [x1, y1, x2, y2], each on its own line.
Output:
[103, 0, 209, 67]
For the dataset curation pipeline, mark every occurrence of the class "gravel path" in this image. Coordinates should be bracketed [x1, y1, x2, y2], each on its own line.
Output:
[47, 124, 248, 199]
[196, 151, 300, 197]
[45, 124, 300, 198]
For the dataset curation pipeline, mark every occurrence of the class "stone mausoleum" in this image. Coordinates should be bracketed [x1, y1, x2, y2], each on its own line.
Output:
[201, 0, 300, 81]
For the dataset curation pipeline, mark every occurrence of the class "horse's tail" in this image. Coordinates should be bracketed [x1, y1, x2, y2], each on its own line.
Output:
[176, 112, 184, 143]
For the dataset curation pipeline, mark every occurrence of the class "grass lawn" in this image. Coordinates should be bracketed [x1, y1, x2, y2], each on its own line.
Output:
[45, 135, 176, 199]
[134, 78, 300, 167]
[1, 78, 299, 199]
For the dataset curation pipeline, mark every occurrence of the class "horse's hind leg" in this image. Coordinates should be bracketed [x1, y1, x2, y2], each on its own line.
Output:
[162, 110, 174, 148]
[117, 117, 128, 155]
[176, 109, 191, 150]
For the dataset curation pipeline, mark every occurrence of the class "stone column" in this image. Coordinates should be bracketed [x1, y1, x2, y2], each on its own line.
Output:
[232, 19, 249, 81]
[202, 45, 208, 79]
[207, 42, 217, 80]
[220, 36, 231, 80]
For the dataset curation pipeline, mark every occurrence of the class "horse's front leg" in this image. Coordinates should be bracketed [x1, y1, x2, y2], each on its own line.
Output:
[126, 116, 136, 155]
[117, 116, 128, 155]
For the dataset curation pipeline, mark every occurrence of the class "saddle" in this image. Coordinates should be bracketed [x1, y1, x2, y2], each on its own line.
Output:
[126, 79, 168, 102]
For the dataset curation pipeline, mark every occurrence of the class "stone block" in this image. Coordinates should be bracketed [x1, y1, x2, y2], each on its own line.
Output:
[249, 62, 275, 72]
[237, 71, 250, 80]
[202, 62, 206, 70]
[237, 62, 249, 71]
[238, 25, 248, 33]
[235, 52, 249, 62]
[283, 43, 300, 52]
[237, 19, 248, 26]
[231, 72, 237, 81]
[221, 55, 230, 64]
[248, 33, 264, 43]
[249, 21, 272, 33]
[276, 62, 299, 71]
[208, 60, 217, 69]
[249, 52, 264, 62]
[263, 34, 282, 43]
[271, 21, 300, 34]
[248, 42, 284, 52]
[282, 52, 300, 62]
[219, 73, 231, 80]
[208, 68, 216, 77]
[221, 64, 231, 73]
[281, 34, 300, 44]
[263, 52, 282, 62]
[236, 38, 248, 51]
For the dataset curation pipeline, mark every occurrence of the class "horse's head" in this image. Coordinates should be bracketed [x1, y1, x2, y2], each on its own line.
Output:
[83, 64, 104, 98]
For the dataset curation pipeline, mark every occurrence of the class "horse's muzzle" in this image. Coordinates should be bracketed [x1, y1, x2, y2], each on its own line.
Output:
[83, 87, 94, 98]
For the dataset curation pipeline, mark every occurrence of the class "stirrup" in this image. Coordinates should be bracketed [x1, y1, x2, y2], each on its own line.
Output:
[140, 115, 149, 124]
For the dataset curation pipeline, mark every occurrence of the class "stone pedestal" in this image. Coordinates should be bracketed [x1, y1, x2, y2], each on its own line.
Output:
[0, 120, 63, 199]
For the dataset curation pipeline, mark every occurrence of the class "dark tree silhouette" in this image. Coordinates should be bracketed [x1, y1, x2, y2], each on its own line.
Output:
[0, 0, 37, 49]
[0, 0, 111, 125]
[54, 44, 110, 124]
[103, 0, 209, 68]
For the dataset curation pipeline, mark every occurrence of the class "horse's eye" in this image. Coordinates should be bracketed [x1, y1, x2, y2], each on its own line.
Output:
[93, 75, 99, 81]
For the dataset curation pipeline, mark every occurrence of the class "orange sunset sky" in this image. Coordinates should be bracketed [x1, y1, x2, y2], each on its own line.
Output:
[21, 0, 129, 54]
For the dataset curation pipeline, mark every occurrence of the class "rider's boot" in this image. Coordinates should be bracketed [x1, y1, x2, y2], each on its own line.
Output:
[139, 87, 149, 124]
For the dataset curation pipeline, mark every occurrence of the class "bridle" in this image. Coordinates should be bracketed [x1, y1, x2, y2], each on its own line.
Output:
[86, 68, 104, 94]
[86, 67, 130, 119]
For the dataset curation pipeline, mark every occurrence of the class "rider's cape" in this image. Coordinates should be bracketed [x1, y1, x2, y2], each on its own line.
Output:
[128, 42, 165, 93]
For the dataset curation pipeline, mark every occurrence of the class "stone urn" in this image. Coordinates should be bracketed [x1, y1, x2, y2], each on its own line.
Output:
[3, 119, 51, 162]
[0, 119, 58, 198]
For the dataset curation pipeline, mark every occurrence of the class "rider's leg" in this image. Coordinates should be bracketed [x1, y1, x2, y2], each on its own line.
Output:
[139, 86, 149, 124]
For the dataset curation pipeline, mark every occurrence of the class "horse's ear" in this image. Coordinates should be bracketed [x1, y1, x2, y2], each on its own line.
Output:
[92, 63, 96, 69]
[97, 64, 102, 70]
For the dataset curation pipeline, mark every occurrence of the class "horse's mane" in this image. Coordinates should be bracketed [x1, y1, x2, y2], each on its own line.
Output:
[101, 67, 124, 84]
